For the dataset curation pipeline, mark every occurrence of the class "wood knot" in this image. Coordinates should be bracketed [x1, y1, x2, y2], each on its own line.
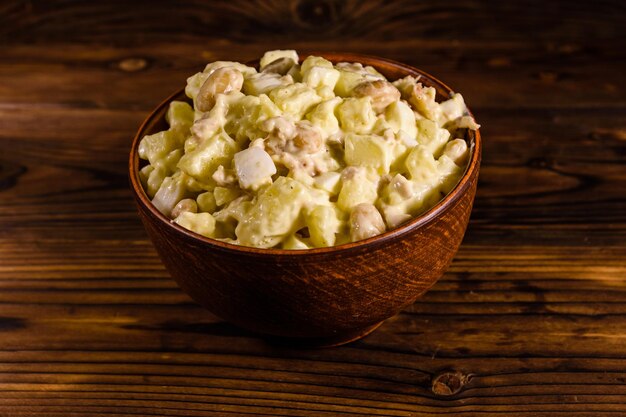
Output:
[0, 161, 27, 192]
[527, 157, 551, 169]
[487, 57, 511, 68]
[293, 0, 339, 28]
[431, 371, 470, 396]
[0, 317, 27, 332]
[589, 128, 626, 142]
[558, 43, 581, 54]
[117, 57, 148, 72]
[534, 70, 571, 84]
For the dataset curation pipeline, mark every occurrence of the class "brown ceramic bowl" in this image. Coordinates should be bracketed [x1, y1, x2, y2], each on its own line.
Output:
[129, 53, 481, 346]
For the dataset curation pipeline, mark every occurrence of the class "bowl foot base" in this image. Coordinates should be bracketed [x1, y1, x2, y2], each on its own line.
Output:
[266, 321, 384, 348]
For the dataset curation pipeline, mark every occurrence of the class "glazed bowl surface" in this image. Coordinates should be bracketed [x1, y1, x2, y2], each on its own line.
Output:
[129, 53, 481, 345]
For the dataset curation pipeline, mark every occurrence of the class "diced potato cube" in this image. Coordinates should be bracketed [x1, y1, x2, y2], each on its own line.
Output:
[230, 198, 254, 222]
[269, 83, 322, 119]
[385, 100, 417, 139]
[337, 97, 376, 134]
[344, 133, 394, 174]
[334, 69, 366, 97]
[306, 97, 342, 137]
[196, 191, 217, 213]
[437, 155, 464, 194]
[380, 203, 413, 229]
[392, 75, 420, 99]
[397, 129, 418, 148]
[138, 130, 180, 166]
[371, 112, 390, 131]
[316, 86, 335, 100]
[383, 173, 414, 205]
[181, 173, 213, 193]
[313, 171, 342, 195]
[257, 94, 283, 121]
[174, 212, 216, 238]
[389, 140, 411, 174]
[303, 65, 340, 91]
[139, 165, 154, 190]
[379, 180, 441, 229]
[337, 168, 378, 211]
[439, 93, 467, 124]
[224, 95, 262, 144]
[146, 164, 167, 197]
[290, 169, 315, 187]
[190, 118, 220, 147]
[301, 56, 334, 74]
[416, 119, 451, 157]
[166, 101, 194, 133]
[214, 186, 241, 207]
[230, 96, 280, 142]
[363, 65, 385, 78]
[236, 177, 308, 248]
[177, 130, 238, 181]
[282, 234, 311, 250]
[410, 84, 442, 121]
[234, 147, 277, 190]
[306, 205, 340, 247]
[152, 175, 188, 217]
[162, 148, 183, 173]
[260, 50, 299, 70]
[416, 182, 446, 211]
[405, 146, 438, 183]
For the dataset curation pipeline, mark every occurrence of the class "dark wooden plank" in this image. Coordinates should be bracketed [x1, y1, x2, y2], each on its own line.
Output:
[1, 292, 626, 353]
[1, 0, 625, 44]
[1, 40, 624, 111]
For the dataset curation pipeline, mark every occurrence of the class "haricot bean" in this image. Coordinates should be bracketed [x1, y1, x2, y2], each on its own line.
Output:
[196, 67, 244, 111]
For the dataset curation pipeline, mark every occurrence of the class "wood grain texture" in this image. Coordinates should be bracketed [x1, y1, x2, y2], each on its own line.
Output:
[1, 0, 625, 415]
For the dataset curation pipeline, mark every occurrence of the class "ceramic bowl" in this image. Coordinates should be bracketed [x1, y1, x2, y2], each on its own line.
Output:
[129, 53, 481, 346]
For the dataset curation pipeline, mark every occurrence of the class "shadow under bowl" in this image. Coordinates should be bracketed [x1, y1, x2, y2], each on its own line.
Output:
[129, 53, 481, 346]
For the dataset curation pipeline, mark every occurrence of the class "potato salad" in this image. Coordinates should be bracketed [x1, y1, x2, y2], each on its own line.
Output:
[138, 50, 479, 249]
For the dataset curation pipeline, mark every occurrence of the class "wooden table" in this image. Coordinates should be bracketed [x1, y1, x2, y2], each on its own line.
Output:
[1, 1, 625, 415]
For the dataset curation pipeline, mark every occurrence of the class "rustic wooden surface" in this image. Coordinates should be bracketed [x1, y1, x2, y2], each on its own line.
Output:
[1, 0, 625, 415]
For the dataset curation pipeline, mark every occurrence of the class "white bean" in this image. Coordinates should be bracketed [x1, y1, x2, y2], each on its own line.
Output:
[262, 57, 296, 75]
[443, 139, 469, 166]
[354, 80, 401, 113]
[196, 67, 244, 111]
[349, 203, 386, 242]
[171, 198, 198, 219]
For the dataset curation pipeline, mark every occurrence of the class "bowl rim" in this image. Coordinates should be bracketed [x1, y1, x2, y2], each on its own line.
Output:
[129, 52, 481, 256]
